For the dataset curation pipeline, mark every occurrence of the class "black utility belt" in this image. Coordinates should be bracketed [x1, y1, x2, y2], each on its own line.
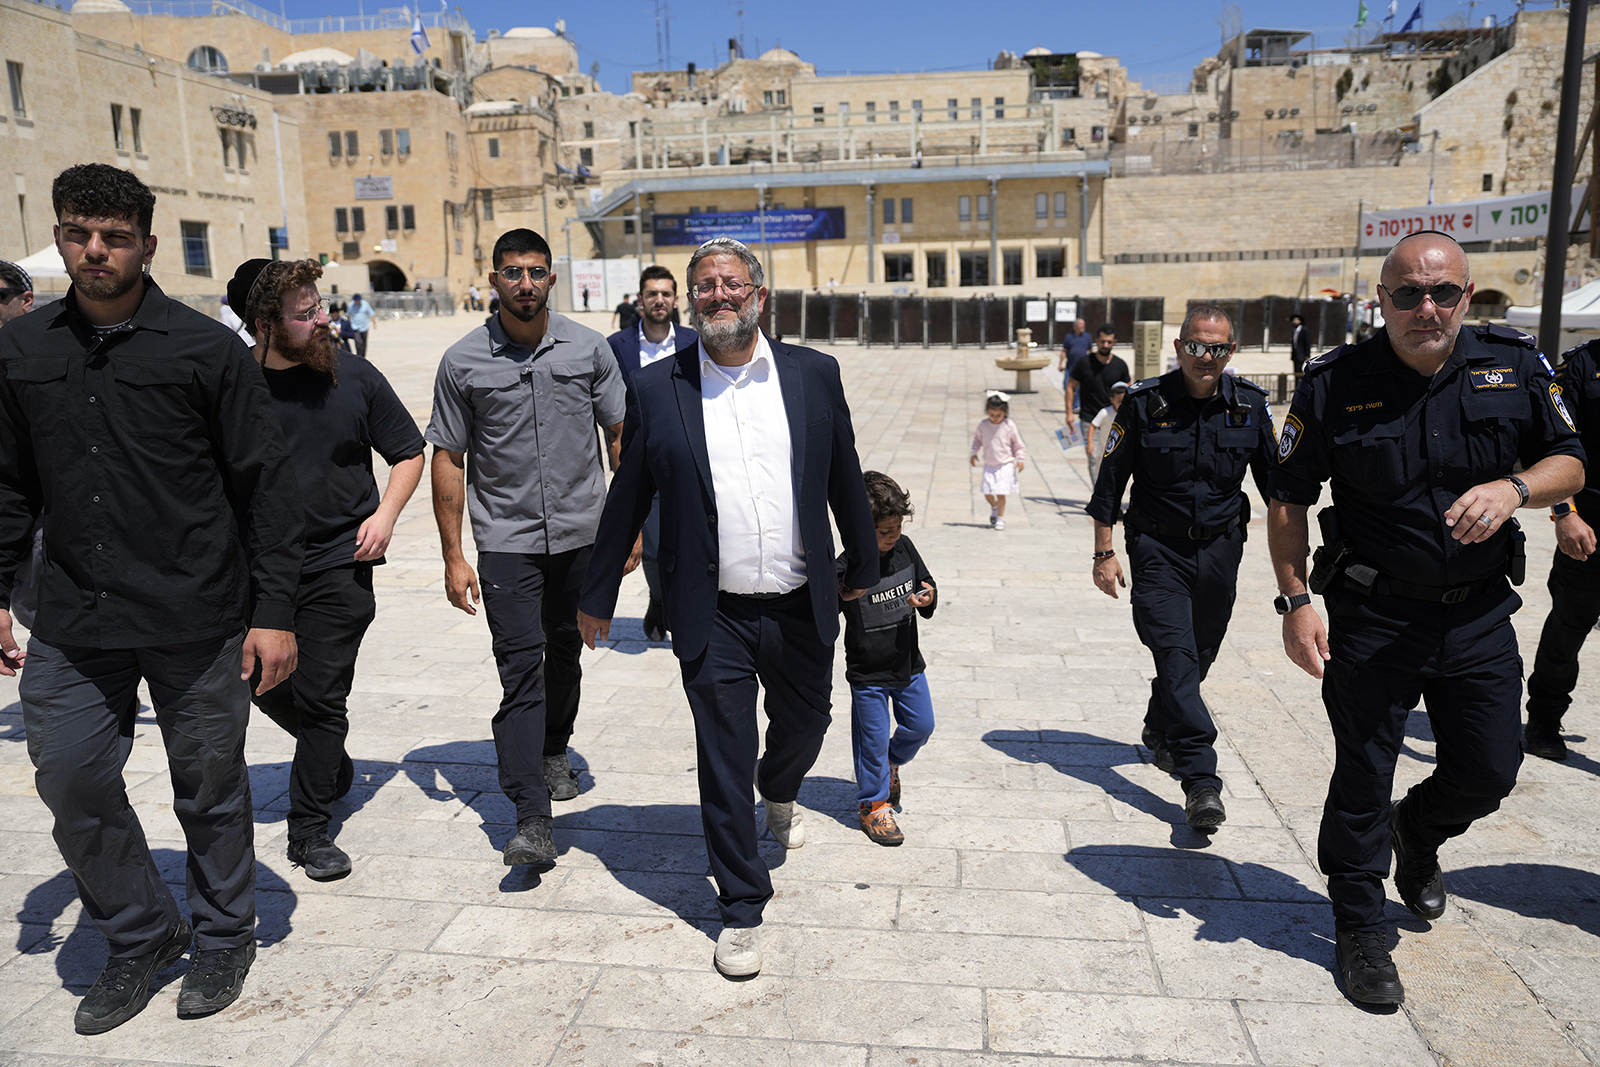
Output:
[1124, 508, 1244, 541]
[1363, 573, 1501, 605]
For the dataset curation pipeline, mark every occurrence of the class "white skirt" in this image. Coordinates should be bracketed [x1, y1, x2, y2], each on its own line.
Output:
[981, 462, 1019, 495]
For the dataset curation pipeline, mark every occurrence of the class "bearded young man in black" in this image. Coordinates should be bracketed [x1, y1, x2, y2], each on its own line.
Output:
[232, 258, 425, 881]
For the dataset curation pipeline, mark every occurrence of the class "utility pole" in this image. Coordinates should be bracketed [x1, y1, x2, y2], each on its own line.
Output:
[1539, 0, 1587, 356]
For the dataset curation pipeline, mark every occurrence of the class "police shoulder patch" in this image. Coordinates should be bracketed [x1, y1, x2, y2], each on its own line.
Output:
[1103, 419, 1125, 457]
[1278, 413, 1304, 462]
[1551, 381, 1578, 433]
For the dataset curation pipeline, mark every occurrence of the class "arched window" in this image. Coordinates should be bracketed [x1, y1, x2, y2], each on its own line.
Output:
[187, 46, 228, 74]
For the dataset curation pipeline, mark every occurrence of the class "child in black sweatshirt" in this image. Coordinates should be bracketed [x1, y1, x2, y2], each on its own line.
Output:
[837, 471, 937, 846]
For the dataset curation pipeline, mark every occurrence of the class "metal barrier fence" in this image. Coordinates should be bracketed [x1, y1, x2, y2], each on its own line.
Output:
[770, 293, 1165, 348]
[367, 292, 455, 319]
[1186, 297, 1347, 351]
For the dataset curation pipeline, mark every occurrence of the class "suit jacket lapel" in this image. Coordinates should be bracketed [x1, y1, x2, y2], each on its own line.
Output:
[773, 339, 807, 492]
[674, 343, 713, 498]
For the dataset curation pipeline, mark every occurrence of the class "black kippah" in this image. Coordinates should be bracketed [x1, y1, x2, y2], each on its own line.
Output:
[225, 258, 275, 322]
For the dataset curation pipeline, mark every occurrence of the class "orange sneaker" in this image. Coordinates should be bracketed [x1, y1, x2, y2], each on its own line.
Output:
[859, 801, 904, 846]
[888, 765, 902, 807]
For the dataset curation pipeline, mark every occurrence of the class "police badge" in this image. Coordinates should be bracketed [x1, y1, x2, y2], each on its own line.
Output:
[1551, 382, 1577, 433]
[1278, 413, 1303, 462]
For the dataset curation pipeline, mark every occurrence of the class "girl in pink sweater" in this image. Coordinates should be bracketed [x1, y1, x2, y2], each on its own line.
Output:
[969, 390, 1028, 530]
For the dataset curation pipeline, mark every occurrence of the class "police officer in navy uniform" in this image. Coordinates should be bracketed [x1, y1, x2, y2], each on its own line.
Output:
[1088, 304, 1276, 830]
[1524, 337, 1600, 760]
[1266, 232, 1585, 1006]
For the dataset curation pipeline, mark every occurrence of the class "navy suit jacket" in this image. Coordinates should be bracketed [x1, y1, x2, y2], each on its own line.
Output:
[579, 337, 878, 662]
[606, 323, 698, 390]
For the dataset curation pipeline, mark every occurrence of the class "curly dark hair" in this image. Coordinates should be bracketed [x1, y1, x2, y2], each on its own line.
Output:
[862, 471, 914, 525]
[52, 164, 157, 238]
[244, 259, 324, 338]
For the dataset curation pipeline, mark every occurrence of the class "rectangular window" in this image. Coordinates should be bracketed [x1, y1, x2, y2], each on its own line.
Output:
[488, 137, 500, 158]
[623, 218, 635, 234]
[402, 204, 416, 230]
[351, 206, 366, 232]
[1037, 248, 1065, 277]
[971, 97, 981, 120]
[131, 108, 142, 153]
[579, 147, 594, 166]
[111, 104, 124, 150]
[396, 128, 410, 156]
[6, 61, 23, 119]
[813, 104, 825, 125]
[865, 101, 876, 123]
[883, 197, 894, 225]
[385, 205, 399, 231]
[901, 197, 913, 223]
[883, 252, 913, 282]
[1483, 173, 1495, 192]
[335, 207, 349, 233]
[776, 89, 786, 105]
[1035, 192, 1047, 219]
[1002, 248, 1022, 285]
[380, 128, 394, 155]
[976, 195, 989, 222]
[994, 97, 1005, 119]
[328, 131, 342, 157]
[180, 220, 211, 277]
[839, 102, 849, 120]
[763, 90, 773, 105]
[344, 240, 362, 259]
[481, 190, 493, 220]
[912, 99, 922, 118]
[959, 251, 989, 287]
[1054, 191, 1067, 218]
[947, 97, 958, 121]
[235, 130, 247, 169]
[583, 120, 594, 138]
[888, 100, 899, 122]
[1063, 127, 1076, 144]
[344, 130, 358, 156]
[1092, 125, 1105, 142]
[219, 126, 232, 167]
[268, 226, 288, 260]
[1187, 122, 1199, 138]
[926, 251, 947, 288]
[958, 195, 971, 222]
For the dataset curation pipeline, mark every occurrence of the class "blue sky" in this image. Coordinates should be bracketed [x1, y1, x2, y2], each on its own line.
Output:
[308, 0, 1534, 95]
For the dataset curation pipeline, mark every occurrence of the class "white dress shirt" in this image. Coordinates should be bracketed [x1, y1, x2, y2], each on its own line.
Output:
[701, 334, 806, 594]
[638, 322, 679, 368]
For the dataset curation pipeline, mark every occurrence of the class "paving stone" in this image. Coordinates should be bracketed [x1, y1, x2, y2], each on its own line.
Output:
[985, 990, 1255, 1062]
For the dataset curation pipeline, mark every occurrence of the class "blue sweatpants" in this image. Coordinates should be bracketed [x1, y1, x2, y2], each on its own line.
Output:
[850, 673, 936, 804]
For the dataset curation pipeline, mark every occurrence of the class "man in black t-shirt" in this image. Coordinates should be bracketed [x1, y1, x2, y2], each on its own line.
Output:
[613, 293, 640, 332]
[231, 258, 427, 881]
[1067, 325, 1132, 463]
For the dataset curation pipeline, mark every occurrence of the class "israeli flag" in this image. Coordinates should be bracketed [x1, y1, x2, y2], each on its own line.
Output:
[410, 15, 430, 55]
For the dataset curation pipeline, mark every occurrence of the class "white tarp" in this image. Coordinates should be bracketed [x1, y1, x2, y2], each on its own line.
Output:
[1505, 278, 1600, 330]
[13, 244, 67, 278]
[1359, 186, 1589, 252]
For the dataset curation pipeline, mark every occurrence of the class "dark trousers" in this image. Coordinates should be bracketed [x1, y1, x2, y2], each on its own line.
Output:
[1321, 586, 1524, 930]
[252, 563, 376, 841]
[679, 588, 834, 928]
[1127, 526, 1244, 793]
[21, 632, 255, 956]
[478, 547, 587, 824]
[1525, 551, 1600, 728]
[354, 329, 369, 359]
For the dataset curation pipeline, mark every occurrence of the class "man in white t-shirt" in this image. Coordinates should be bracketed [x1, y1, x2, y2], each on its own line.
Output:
[1089, 381, 1129, 484]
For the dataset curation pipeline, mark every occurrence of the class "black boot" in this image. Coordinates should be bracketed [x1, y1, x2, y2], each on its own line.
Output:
[1336, 927, 1404, 1005]
[1524, 719, 1568, 761]
[1389, 797, 1446, 920]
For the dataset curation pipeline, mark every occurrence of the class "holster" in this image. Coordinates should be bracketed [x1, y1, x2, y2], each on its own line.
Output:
[1507, 517, 1526, 586]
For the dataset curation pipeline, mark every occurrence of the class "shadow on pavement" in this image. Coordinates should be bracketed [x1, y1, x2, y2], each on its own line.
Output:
[596, 615, 671, 655]
[401, 739, 596, 844]
[1448, 862, 1600, 940]
[983, 727, 1190, 831]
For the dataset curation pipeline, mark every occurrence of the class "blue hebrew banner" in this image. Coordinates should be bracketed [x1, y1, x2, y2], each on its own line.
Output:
[651, 207, 846, 246]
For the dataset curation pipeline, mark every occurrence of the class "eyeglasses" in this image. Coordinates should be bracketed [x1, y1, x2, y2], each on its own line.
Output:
[689, 279, 754, 300]
[495, 265, 550, 284]
[1179, 340, 1234, 360]
[0, 288, 23, 303]
[1380, 282, 1465, 311]
[287, 298, 328, 322]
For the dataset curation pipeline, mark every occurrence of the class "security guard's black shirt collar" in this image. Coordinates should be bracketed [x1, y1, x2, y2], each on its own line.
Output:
[1356, 324, 1496, 382]
[51, 274, 172, 342]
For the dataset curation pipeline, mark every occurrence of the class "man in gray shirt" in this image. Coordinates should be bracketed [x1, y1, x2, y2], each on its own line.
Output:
[426, 228, 627, 865]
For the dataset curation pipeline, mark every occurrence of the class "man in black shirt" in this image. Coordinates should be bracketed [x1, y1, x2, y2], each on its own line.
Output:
[0, 165, 303, 1033]
[1268, 232, 1584, 1006]
[1066, 325, 1131, 463]
[613, 293, 640, 332]
[232, 258, 425, 880]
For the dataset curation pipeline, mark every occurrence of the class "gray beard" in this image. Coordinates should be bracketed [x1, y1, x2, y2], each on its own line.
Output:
[691, 297, 760, 355]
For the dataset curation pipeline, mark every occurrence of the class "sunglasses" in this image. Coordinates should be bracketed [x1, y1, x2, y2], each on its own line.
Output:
[1380, 282, 1465, 311]
[0, 288, 24, 303]
[495, 265, 549, 284]
[1180, 340, 1233, 360]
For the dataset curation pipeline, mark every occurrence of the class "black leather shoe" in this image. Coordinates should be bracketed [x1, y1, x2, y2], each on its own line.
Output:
[287, 833, 353, 880]
[543, 753, 580, 802]
[503, 816, 556, 865]
[1141, 726, 1175, 774]
[1336, 927, 1404, 1005]
[643, 598, 668, 643]
[1390, 799, 1446, 920]
[177, 943, 255, 1018]
[1184, 785, 1227, 829]
[1524, 722, 1568, 761]
[74, 919, 192, 1034]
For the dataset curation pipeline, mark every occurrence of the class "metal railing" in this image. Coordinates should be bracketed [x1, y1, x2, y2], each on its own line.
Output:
[366, 292, 455, 318]
[119, 1, 472, 38]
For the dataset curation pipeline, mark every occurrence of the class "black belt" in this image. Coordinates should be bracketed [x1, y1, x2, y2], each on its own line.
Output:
[1362, 574, 1499, 605]
[725, 584, 806, 601]
[1124, 508, 1245, 541]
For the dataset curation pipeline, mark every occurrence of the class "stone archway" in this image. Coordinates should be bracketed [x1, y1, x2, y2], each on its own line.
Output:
[367, 260, 407, 292]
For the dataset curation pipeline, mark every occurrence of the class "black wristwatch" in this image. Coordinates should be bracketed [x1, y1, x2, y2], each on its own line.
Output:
[1274, 592, 1312, 615]
[1553, 501, 1574, 518]
[1504, 474, 1530, 508]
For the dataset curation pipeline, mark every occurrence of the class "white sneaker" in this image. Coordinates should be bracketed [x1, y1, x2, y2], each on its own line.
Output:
[763, 799, 805, 848]
[714, 926, 762, 977]
[994, 518, 1006, 531]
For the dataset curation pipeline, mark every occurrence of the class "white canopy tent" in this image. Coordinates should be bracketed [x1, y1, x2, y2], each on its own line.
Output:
[1505, 279, 1600, 331]
[13, 244, 67, 279]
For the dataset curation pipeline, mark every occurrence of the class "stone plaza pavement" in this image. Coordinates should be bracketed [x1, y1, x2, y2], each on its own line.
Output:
[0, 313, 1596, 1067]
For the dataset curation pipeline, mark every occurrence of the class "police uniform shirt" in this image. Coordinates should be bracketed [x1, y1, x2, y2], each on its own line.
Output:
[1086, 369, 1276, 530]
[1269, 324, 1584, 588]
[1554, 338, 1600, 529]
